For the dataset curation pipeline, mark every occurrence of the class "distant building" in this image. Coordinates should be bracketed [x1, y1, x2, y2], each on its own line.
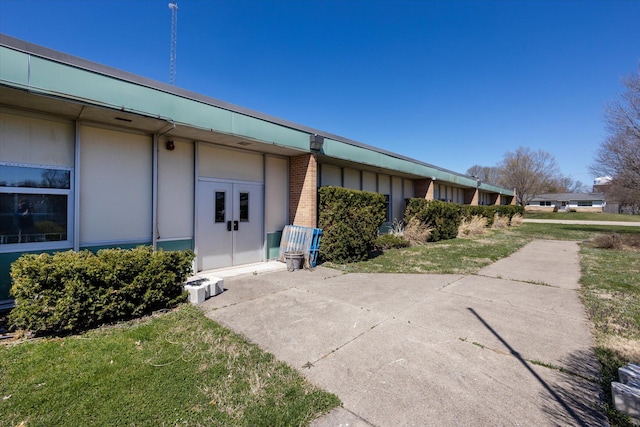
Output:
[525, 193, 605, 213]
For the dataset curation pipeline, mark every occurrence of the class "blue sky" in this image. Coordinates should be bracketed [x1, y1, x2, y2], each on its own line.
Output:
[1, 0, 639, 186]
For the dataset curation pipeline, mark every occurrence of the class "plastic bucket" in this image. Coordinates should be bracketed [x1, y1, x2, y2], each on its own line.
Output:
[284, 251, 305, 271]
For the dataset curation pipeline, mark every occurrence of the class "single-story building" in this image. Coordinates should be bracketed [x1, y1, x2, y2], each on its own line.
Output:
[0, 34, 514, 305]
[525, 193, 605, 213]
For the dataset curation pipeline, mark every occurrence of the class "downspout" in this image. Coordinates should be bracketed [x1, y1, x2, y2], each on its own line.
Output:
[153, 121, 175, 250]
[73, 119, 81, 251]
[152, 134, 158, 249]
[193, 141, 199, 272]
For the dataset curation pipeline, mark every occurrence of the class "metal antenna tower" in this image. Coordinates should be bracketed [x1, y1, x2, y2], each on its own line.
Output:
[169, 1, 178, 85]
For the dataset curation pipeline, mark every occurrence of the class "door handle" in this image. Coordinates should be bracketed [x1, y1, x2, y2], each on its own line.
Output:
[233, 220, 239, 231]
[227, 221, 232, 232]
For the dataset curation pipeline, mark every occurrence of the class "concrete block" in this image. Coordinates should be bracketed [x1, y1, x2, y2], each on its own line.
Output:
[620, 365, 640, 385]
[209, 277, 224, 296]
[185, 283, 208, 304]
[612, 382, 640, 421]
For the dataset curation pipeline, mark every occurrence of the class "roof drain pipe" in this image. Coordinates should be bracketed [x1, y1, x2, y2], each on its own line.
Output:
[152, 121, 176, 251]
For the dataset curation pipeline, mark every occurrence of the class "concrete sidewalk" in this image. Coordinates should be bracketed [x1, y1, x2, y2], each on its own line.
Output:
[200, 240, 606, 426]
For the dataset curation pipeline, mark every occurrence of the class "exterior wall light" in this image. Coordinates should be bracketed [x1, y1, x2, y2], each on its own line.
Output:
[166, 140, 175, 151]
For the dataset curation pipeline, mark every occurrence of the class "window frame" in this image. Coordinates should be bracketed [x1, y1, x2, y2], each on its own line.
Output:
[0, 162, 74, 253]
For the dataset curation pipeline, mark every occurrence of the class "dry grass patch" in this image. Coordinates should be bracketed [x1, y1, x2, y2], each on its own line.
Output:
[600, 335, 640, 364]
[589, 233, 640, 251]
[510, 213, 524, 226]
[492, 214, 510, 229]
[458, 215, 488, 237]
[404, 217, 433, 245]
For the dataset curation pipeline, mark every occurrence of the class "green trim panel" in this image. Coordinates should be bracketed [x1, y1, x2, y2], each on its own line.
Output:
[267, 231, 283, 260]
[0, 241, 193, 301]
[157, 239, 193, 252]
[79, 242, 153, 253]
[0, 249, 69, 301]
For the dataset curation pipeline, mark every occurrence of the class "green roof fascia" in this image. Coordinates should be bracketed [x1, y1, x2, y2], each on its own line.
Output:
[479, 182, 513, 194]
[321, 138, 514, 195]
[0, 46, 28, 87]
[0, 46, 309, 151]
[0, 41, 513, 197]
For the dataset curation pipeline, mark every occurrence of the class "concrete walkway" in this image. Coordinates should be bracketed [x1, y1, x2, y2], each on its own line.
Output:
[200, 240, 607, 426]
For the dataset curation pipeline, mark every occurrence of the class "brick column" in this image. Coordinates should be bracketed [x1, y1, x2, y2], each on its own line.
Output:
[492, 194, 501, 205]
[289, 154, 318, 227]
[464, 188, 479, 205]
[414, 178, 435, 200]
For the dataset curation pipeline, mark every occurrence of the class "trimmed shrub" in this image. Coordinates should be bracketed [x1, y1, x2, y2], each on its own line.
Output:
[9, 246, 194, 336]
[405, 199, 462, 242]
[459, 205, 496, 227]
[374, 234, 410, 251]
[495, 204, 525, 221]
[318, 186, 386, 263]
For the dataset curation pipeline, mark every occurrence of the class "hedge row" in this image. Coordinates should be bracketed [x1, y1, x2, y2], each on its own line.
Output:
[318, 186, 387, 263]
[405, 200, 524, 242]
[9, 246, 194, 336]
[458, 204, 525, 227]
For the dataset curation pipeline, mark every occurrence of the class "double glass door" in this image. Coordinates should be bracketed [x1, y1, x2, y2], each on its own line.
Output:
[197, 179, 263, 271]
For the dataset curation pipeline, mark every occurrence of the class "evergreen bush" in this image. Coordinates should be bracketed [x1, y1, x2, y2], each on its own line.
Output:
[9, 246, 194, 336]
[495, 205, 525, 221]
[459, 205, 496, 227]
[405, 199, 462, 242]
[374, 234, 410, 251]
[318, 186, 386, 263]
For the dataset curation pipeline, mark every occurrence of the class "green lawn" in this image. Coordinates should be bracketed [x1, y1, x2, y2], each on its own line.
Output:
[525, 211, 640, 222]
[0, 305, 340, 427]
[337, 222, 640, 275]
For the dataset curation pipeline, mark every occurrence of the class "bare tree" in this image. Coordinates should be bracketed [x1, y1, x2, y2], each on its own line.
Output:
[591, 65, 640, 191]
[497, 146, 561, 206]
[602, 184, 640, 214]
[466, 165, 501, 185]
[544, 175, 589, 194]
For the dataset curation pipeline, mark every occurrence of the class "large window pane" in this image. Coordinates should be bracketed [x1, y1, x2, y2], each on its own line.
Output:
[0, 193, 68, 244]
[0, 165, 71, 189]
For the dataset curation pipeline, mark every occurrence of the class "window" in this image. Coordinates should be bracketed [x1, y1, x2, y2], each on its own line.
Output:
[215, 191, 225, 222]
[0, 164, 72, 246]
[239, 192, 249, 222]
[384, 195, 391, 222]
[577, 201, 593, 207]
[539, 201, 552, 206]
